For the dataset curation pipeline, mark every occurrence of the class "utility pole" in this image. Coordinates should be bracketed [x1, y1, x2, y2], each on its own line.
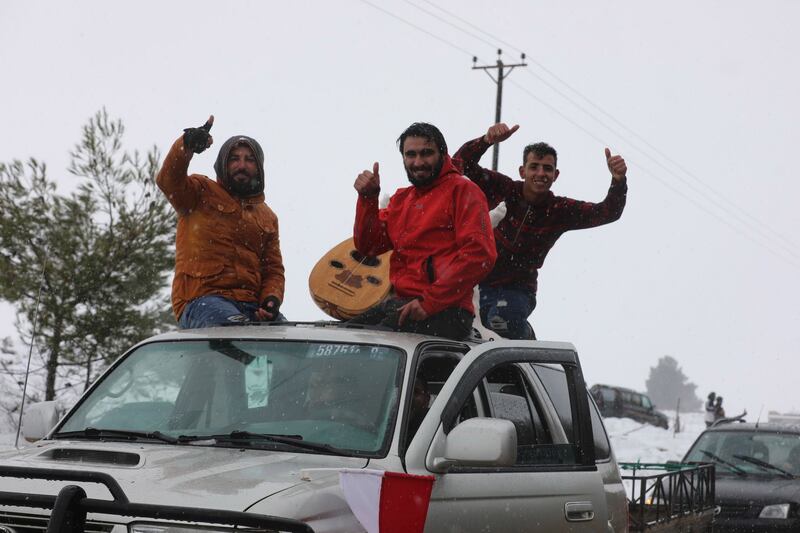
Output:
[472, 50, 527, 171]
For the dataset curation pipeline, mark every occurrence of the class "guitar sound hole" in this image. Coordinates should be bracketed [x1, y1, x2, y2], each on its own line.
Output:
[350, 250, 381, 267]
[366, 276, 381, 285]
[330, 260, 345, 269]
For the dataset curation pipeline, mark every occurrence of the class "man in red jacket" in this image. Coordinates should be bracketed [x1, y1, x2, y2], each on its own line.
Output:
[351, 122, 497, 340]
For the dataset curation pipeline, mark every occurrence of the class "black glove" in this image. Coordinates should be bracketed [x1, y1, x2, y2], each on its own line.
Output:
[182, 116, 214, 154]
[261, 295, 282, 320]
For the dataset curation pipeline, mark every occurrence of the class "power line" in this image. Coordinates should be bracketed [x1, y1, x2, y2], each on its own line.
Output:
[357, 0, 475, 58]
[521, 66, 800, 255]
[512, 70, 800, 262]
[402, 0, 499, 52]
[507, 78, 800, 269]
[411, 0, 799, 254]
[417, 0, 527, 57]
[357, 1, 800, 269]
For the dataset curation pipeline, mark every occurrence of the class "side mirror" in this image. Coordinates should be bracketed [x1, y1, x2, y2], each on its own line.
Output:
[21, 401, 60, 442]
[431, 418, 517, 472]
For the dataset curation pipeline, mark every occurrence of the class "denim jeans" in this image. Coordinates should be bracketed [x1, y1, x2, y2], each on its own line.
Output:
[348, 297, 474, 341]
[178, 295, 285, 329]
[478, 285, 536, 340]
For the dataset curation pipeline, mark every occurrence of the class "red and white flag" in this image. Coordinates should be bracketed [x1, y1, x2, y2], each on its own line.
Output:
[339, 469, 435, 533]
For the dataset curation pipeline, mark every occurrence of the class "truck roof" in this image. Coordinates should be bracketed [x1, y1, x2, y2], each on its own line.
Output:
[140, 321, 577, 354]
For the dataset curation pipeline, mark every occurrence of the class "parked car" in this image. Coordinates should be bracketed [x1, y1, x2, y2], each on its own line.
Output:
[0, 323, 629, 532]
[590, 384, 669, 429]
[682, 421, 800, 532]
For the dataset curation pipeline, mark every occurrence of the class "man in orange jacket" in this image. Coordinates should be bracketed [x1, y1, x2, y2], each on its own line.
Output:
[351, 122, 496, 340]
[157, 116, 285, 328]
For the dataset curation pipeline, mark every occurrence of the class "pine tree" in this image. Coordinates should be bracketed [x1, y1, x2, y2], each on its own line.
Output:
[0, 109, 175, 404]
[645, 355, 702, 412]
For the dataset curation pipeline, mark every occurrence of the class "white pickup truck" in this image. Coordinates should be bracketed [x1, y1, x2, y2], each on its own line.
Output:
[0, 322, 628, 532]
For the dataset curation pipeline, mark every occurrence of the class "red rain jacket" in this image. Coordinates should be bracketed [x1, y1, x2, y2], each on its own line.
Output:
[354, 156, 496, 315]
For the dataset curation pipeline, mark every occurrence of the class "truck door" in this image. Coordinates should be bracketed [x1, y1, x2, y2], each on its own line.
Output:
[406, 341, 609, 533]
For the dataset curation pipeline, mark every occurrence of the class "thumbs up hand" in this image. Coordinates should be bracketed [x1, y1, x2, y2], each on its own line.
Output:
[183, 115, 214, 154]
[484, 123, 519, 145]
[354, 162, 382, 197]
[605, 147, 627, 182]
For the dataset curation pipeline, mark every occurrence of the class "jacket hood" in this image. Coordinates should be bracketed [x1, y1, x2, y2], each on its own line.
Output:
[213, 135, 266, 197]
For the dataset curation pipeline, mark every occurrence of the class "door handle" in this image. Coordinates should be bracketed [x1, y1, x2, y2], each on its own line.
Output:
[565, 501, 595, 522]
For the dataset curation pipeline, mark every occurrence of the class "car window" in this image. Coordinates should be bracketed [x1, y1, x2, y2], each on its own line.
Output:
[600, 387, 615, 402]
[624, 391, 638, 406]
[640, 395, 652, 409]
[59, 340, 405, 456]
[532, 364, 611, 460]
[451, 362, 579, 467]
[404, 354, 473, 449]
[485, 364, 550, 447]
[685, 430, 800, 476]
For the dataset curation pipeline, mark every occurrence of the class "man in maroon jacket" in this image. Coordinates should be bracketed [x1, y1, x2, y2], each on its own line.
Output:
[454, 122, 628, 339]
[351, 122, 497, 340]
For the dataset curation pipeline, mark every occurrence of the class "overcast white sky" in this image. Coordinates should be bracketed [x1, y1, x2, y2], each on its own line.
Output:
[1, 1, 798, 415]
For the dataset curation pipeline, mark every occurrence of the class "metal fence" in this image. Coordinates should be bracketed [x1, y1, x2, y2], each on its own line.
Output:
[619, 462, 715, 531]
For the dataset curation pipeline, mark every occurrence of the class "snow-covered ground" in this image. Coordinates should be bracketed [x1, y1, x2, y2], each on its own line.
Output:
[0, 410, 707, 463]
[604, 410, 705, 464]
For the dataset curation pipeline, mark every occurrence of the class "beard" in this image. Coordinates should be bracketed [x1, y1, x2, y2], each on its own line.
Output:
[405, 157, 444, 187]
[228, 172, 262, 197]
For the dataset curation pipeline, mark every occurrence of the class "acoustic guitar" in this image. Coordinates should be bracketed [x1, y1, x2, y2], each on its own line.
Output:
[308, 238, 392, 320]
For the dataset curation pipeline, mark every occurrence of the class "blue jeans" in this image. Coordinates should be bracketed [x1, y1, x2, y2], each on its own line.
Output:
[479, 285, 536, 340]
[178, 295, 285, 329]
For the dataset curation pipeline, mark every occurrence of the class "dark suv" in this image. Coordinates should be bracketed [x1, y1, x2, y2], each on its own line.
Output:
[683, 422, 800, 531]
[590, 384, 669, 429]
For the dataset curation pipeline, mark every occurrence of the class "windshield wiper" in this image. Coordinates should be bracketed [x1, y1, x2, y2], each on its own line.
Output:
[733, 454, 795, 479]
[53, 427, 179, 444]
[698, 449, 748, 476]
[183, 431, 346, 455]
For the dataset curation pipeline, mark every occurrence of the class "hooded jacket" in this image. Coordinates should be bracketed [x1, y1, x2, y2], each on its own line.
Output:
[353, 155, 496, 316]
[157, 136, 285, 321]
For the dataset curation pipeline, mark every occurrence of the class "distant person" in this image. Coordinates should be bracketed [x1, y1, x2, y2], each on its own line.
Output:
[714, 396, 726, 422]
[704, 392, 717, 427]
[157, 116, 285, 328]
[406, 376, 431, 446]
[306, 366, 348, 411]
[454, 123, 628, 339]
[780, 443, 800, 474]
[350, 122, 497, 340]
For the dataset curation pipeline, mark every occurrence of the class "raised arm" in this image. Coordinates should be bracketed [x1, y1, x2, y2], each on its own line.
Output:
[156, 116, 215, 215]
[563, 148, 629, 230]
[453, 123, 520, 208]
[353, 162, 393, 256]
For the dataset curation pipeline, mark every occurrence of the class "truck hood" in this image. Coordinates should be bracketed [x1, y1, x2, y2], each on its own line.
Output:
[0, 439, 369, 511]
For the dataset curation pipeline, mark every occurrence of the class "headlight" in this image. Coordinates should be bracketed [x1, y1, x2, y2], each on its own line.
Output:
[129, 524, 235, 533]
[759, 503, 791, 519]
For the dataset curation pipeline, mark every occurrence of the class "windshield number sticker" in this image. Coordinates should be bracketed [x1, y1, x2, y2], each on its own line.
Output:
[312, 344, 388, 359]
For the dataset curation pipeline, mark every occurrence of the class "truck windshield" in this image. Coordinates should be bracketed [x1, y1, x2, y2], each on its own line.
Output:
[58, 339, 404, 455]
[685, 430, 800, 477]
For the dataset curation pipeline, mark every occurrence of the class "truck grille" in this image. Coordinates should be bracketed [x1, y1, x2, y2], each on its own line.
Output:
[717, 503, 755, 518]
[0, 510, 115, 532]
